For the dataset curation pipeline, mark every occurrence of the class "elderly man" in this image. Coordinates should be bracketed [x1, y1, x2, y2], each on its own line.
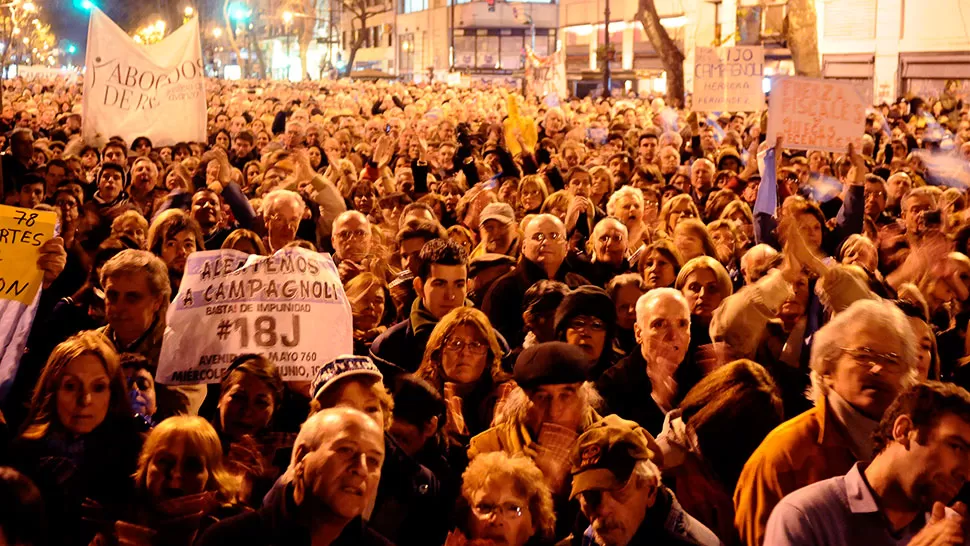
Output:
[483, 214, 590, 348]
[128, 156, 166, 218]
[596, 288, 697, 435]
[739, 244, 780, 285]
[734, 299, 918, 546]
[476, 202, 519, 258]
[261, 189, 309, 252]
[198, 408, 392, 545]
[95, 249, 205, 418]
[568, 414, 721, 546]
[765, 382, 970, 545]
[690, 158, 716, 209]
[332, 210, 389, 283]
[569, 217, 632, 287]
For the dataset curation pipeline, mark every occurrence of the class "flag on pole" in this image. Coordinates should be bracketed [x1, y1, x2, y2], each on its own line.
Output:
[82, 7, 207, 147]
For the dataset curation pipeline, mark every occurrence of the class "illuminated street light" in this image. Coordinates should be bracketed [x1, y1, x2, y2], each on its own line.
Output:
[22, 1, 35, 12]
[22, 37, 28, 44]
[282, 10, 293, 23]
[184, 6, 194, 17]
[212, 27, 223, 38]
[12, 27, 20, 35]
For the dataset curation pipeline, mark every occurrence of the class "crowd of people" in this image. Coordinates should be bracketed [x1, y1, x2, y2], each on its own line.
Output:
[1, 75, 970, 546]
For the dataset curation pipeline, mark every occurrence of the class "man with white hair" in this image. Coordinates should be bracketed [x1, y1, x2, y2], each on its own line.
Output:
[739, 244, 780, 285]
[262, 189, 307, 252]
[734, 299, 918, 546]
[596, 288, 695, 435]
[198, 407, 392, 545]
[690, 158, 716, 209]
[332, 210, 385, 283]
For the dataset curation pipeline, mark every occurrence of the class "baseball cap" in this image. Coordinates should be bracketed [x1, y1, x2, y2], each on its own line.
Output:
[309, 355, 383, 400]
[569, 414, 663, 500]
[479, 202, 515, 227]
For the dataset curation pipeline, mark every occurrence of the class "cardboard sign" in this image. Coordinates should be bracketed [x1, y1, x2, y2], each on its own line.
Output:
[0, 205, 56, 305]
[766, 77, 866, 153]
[692, 46, 765, 112]
[82, 7, 207, 147]
[157, 248, 353, 385]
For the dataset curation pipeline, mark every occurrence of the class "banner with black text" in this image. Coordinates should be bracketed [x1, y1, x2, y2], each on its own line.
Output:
[82, 7, 206, 147]
[156, 248, 353, 385]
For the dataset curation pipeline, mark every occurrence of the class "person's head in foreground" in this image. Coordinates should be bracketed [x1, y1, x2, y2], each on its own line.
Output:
[452, 451, 555, 546]
[309, 354, 393, 431]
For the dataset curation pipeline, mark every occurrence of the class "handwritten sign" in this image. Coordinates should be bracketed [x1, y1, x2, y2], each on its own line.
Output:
[0, 205, 56, 305]
[157, 248, 353, 385]
[766, 77, 866, 153]
[692, 46, 764, 112]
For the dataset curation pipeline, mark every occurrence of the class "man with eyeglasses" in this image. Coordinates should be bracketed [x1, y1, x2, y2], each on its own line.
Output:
[863, 174, 895, 226]
[568, 218, 632, 288]
[567, 414, 720, 546]
[735, 299, 918, 546]
[483, 213, 591, 348]
[765, 381, 970, 546]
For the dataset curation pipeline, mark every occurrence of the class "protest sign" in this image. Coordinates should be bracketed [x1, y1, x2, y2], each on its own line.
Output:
[0, 205, 56, 305]
[766, 77, 866, 153]
[0, 204, 55, 402]
[82, 7, 207, 148]
[692, 46, 764, 112]
[157, 248, 353, 385]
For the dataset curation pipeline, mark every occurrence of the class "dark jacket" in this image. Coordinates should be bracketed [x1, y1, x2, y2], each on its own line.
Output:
[596, 350, 704, 436]
[9, 419, 143, 546]
[197, 481, 393, 546]
[370, 299, 510, 385]
[566, 251, 633, 288]
[483, 256, 591, 348]
[369, 435, 446, 545]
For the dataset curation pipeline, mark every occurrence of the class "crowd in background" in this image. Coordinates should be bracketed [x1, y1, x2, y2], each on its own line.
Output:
[0, 75, 970, 545]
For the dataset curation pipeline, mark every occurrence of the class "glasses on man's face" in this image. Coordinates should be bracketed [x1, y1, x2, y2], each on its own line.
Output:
[841, 346, 903, 373]
[269, 213, 301, 226]
[597, 233, 625, 245]
[529, 232, 563, 243]
[443, 338, 488, 355]
[336, 229, 367, 241]
[472, 502, 524, 520]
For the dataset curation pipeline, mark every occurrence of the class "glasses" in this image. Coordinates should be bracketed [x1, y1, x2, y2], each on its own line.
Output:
[597, 233, 625, 245]
[568, 317, 607, 332]
[443, 338, 488, 355]
[472, 502, 524, 520]
[529, 232, 563, 243]
[269, 213, 301, 225]
[841, 347, 903, 372]
[55, 200, 77, 209]
[336, 229, 367, 241]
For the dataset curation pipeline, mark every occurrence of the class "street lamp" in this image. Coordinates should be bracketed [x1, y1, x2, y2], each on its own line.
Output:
[22, 1, 34, 12]
[282, 10, 293, 24]
[212, 27, 223, 38]
[184, 6, 194, 17]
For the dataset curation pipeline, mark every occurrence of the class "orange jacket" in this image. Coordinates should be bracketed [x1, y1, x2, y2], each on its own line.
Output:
[733, 396, 858, 546]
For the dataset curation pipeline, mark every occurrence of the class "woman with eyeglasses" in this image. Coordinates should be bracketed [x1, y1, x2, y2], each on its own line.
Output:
[446, 451, 556, 546]
[554, 286, 619, 380]
[416, 307, 512, 445]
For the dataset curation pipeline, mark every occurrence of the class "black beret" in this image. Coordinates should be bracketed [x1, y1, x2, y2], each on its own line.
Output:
[514, 341, 590, 389]
[554, 285, 617, 338]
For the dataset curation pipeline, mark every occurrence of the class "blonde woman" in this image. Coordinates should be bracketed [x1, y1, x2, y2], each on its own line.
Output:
[446, 452, 556, 546]
[12, 331, 142, 546]
[589, 165, 615, 210]
[676, 256, 734, 361]
[657, 193, 701, 236]
[416, 307, 511, 442]
[518, 174, 549, 216]
[345, 272, 394, 355]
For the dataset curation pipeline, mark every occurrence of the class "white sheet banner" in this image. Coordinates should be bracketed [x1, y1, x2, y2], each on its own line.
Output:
[157, 248, 353, 385]
[82, 8, 207, 147]
[692, 46, 765, 112]
[766, 76, 866, 153]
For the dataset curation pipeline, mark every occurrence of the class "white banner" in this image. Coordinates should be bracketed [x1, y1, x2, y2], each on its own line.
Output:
[692, 46, 764, 112]
[82, 8, 207, 148]
[766, 76, 866, 153]
[157, 248, 353, 385]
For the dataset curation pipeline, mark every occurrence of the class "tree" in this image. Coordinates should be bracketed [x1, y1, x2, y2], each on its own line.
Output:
[283, 0, 321, 81]
[341, 0, 390, 77]
[786, 0, 820, 77]
[636, 0, 684, 107]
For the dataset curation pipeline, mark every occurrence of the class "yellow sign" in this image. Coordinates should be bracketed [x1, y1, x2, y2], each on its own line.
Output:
[503, 94, 538, 157]
[0, 205, 56, 305]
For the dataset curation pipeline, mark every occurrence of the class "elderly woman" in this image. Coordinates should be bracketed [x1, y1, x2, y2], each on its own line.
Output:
[447, 451, 556, 546]
[308, 355, 443, 545]
[90, 416, 244, 545]
[110, 209, 149, 249]
[345, 272, 395, 355]
[707, 219, 744, 289]
[416, 307, 512, 443]
[554, 286, 618, 380]
[676, 256, 734, 367]
[148, 209, 205, 294]
[11, 332, 142, 546]
[657, 360, 784, 545]
[638, 239, 683, 290]
[720, 200, 755, 252]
